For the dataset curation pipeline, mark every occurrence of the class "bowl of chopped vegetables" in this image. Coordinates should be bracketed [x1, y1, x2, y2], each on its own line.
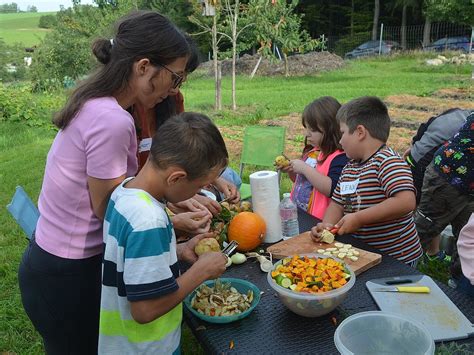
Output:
[267, 254, 355, 317]
[184, 278, 260, 324]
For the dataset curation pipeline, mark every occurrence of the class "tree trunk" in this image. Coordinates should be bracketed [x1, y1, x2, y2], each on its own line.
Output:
[216, 61, 222, 110]
[401, 5, 407, 49]
[231, 0, 239, 111]
[422, 17, 431, 48]
[283, 52, 289, 77]
[350, 0, 354, 37]
[212, 14, 221, 110]
[250, 56, 262, 79]
[372, 0, 379, 41]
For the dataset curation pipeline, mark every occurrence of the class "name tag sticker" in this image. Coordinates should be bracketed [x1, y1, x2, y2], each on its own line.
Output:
[138, 138, 152, 153]
[305, 157, 317, 168]
[340, 179, 359, 195]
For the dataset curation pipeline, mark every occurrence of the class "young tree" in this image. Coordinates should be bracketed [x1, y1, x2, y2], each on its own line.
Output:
[219, 0, 253, 110]
[248, 0, 322, 77]
[189, 0, 225, 110]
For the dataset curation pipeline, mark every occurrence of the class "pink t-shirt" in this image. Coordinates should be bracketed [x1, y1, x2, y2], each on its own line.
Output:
[35, 97, 138, 259]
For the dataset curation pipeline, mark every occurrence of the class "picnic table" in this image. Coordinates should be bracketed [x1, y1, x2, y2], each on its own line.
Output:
[184, 210, 474, 354]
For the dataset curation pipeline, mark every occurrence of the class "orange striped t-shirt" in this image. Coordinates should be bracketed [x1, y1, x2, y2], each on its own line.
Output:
[332, 146, 423, 264]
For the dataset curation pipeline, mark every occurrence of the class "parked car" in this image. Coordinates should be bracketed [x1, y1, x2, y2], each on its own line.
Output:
[344, 40, 401, 59]
[423, 37, 472, 53]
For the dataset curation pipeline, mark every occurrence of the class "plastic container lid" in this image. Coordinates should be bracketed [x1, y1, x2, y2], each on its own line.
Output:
[334, 311, 435, 355]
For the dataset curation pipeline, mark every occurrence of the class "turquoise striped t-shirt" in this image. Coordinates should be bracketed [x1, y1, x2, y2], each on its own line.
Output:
[99, 177, 182, 354]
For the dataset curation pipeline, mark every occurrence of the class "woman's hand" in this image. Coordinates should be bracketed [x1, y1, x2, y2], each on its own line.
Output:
[171, 211, 212, 236]
[168, 198, 208, 214]
[213, 177, 240, 203]
[178, 232, 217, 264]
[310, 222, 335, 243]
[193, 194, 222, 216]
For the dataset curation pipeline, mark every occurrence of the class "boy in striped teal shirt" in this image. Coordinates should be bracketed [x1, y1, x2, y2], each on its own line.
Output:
[99, 113, 228, 354]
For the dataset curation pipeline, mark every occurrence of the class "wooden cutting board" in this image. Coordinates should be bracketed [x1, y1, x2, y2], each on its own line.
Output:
[267, 232, 382, 275]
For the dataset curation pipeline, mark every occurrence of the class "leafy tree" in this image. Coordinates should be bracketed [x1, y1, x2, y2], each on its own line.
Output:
[0, 40, 28, 82]
[248, 0, 323, 77]
[30, 0, 136, 91]
[27, 5, 38, 12]
[422, 0, 473, 47]
[148, 0, 195, 32]
[0, 2, 18, 13]
[39, 14, 58, 29]
[424, 0, 474, 25]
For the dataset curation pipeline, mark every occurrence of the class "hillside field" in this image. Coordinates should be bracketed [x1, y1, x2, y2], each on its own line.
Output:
[0, 12, 54, 46]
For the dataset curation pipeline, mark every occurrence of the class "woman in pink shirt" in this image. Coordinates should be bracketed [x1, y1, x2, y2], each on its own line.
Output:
[18, 11, 191, 354]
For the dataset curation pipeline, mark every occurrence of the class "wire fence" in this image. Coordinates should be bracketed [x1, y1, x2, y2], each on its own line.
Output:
[325, 22, 473, 58]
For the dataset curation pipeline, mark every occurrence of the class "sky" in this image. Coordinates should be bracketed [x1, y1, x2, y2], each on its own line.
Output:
[0, 0, 95, 12]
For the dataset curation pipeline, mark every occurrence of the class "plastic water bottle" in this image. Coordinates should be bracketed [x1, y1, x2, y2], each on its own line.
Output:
[280, 193, 300, 240]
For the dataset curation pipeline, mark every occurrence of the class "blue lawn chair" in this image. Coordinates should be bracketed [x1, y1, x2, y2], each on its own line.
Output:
[6, 186, 39, 239]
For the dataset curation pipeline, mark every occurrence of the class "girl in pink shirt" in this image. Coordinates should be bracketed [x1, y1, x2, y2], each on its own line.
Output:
[18, 11, 191, 354]
[281, 96, 348, 220]
[457, 213, 474, 297]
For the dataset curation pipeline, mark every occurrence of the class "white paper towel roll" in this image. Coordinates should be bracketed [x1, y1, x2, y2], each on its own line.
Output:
[249, 170, 282, 243]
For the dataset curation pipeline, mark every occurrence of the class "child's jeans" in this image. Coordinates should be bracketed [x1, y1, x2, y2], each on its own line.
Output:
[458, 274, 474, 298]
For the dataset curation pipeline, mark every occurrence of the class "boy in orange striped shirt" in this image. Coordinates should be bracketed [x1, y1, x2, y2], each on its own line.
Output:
[311, 96, 423, 265]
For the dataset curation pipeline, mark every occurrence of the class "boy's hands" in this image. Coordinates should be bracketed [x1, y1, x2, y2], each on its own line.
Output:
[310, 214, 363, 242]
[310, 222, 337, 242]
[172, 211, 212, 236]
[168, 198, 209, 214]
[178, 232, 216, 263]
[335, 213, 363, 235]
[213, 178, 240, 203]
[194, 252, 227, 280]
[193, 194, 222, 216]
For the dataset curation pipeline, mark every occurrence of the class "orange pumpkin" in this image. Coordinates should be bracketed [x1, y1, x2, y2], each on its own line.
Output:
[227, 212, 266, 252]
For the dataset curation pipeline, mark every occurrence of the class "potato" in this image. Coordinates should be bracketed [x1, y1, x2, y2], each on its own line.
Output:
[274, 155, 290, 168]
[194, 238, 221, 256]
[320, 229, 335, 244]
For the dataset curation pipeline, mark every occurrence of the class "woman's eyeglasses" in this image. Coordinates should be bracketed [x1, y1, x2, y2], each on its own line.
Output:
[156, 63, 184, 89]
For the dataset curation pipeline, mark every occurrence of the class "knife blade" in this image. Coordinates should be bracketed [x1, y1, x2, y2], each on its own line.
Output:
[373, 286, 430, 293]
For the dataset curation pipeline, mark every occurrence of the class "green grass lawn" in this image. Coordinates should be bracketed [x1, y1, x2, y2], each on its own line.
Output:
[0, 55, 471, 354]
[182, 54, 472, 125]
[0, 12, 54, 46]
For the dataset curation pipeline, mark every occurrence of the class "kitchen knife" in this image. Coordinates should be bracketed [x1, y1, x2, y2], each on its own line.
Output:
[372, 286, 430, 293]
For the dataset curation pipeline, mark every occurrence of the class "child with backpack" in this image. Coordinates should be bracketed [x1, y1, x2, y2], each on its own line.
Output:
[415, 113, 474, 286]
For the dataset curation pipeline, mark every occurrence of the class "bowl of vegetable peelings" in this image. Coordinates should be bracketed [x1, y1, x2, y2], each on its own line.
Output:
[267, 254, 355, 317]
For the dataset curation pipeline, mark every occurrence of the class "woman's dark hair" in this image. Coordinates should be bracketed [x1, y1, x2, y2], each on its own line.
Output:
[302, 96, 342, 161]
[154, 34, 200, 129]
[53, 11, 190, 129]
[149, 112, 228, 180]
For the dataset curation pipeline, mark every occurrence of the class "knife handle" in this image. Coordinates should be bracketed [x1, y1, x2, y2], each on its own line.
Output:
[397, 286, 430, 293]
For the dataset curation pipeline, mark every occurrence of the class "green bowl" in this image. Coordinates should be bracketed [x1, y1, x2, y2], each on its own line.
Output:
[184, 278, 260, 324]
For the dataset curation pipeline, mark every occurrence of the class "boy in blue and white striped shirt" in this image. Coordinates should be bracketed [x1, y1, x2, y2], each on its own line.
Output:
[99, 113, 229, 354]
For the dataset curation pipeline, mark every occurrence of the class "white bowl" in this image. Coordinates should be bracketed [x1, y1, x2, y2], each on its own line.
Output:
[267, 253, 355, 317]
[334, 311, 435, 355]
